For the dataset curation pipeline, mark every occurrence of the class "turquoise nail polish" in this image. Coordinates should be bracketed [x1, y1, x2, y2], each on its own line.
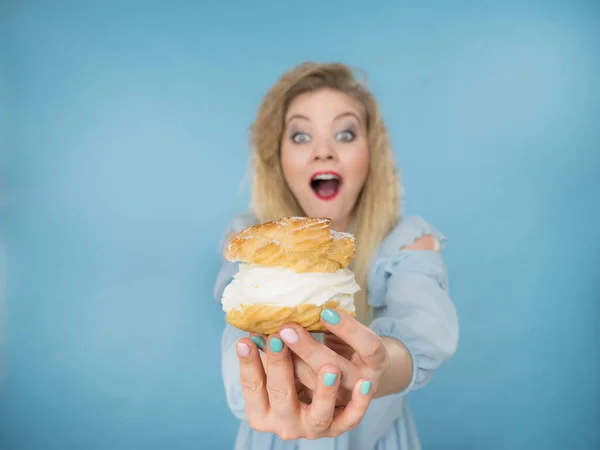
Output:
[250, 336, 265, 349]
[321, 308, 341, 325]
[269, 337, 283, 353]
[323, 372, 338, 387]
[361, 381, 372, 395]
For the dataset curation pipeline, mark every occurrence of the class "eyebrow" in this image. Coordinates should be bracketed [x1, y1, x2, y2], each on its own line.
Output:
[285, 111, 361, 126]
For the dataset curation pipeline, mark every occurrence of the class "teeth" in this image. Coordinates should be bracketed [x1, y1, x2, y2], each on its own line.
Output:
[313, 173, 339, 181]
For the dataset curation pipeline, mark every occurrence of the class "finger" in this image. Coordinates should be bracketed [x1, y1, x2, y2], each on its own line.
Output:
[279, 324, 355, 390]
[265, 334, 300, 419]
[298, 384, 353, 408]
[236, 338, 269, 419]
[302, 364, 340, 436]
[248, 334, 267, 352]
[330, 378, 373, 435]
[320, 308, 389, 371]
[293, 355, 317, 391]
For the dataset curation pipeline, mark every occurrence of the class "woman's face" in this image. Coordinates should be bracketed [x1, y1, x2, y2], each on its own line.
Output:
[280, 88, 369, 232]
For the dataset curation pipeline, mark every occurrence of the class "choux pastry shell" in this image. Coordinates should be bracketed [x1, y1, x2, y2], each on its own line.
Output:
[221, 217, 359, 334]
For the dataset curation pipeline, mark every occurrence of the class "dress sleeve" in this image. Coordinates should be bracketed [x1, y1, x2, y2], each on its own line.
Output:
[213, 213, 258, 421]
[367, 216, 459, 395]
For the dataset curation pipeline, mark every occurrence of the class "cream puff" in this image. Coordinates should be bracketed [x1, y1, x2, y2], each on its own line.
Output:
[220, 216, 360, 335]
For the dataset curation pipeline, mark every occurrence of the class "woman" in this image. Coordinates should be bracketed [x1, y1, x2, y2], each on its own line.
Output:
[214, 62, 459, 450]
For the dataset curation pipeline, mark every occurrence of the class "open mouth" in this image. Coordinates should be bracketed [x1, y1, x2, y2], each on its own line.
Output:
[310, 172, 342, 200]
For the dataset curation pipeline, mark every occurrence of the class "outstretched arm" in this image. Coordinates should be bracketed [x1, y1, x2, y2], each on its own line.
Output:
[278, 233, 458, 399]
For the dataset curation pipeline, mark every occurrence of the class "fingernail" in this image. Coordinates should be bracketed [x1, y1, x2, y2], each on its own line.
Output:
[250, 336, 265, 349]
[279, 328, 298, 344]
[321, 308, 340, 325]
[361, 380, 372, 395]
[323, 372, 338, 387]
[269, 337, 283, 353]
[237, 342, 250, 357]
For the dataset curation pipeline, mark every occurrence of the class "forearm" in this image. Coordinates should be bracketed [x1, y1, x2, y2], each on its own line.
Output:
[373, 337, 413, 398]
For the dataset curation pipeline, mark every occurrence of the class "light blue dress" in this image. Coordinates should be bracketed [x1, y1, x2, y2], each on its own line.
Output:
[214, 213, 459, 450]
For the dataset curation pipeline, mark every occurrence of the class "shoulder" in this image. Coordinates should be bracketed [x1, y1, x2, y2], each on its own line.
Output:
[376, 215, 447, 259]
[367, 215, 449, 307]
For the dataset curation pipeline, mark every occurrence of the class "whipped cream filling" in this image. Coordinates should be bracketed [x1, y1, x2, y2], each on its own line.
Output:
[221, 264, 360, 312]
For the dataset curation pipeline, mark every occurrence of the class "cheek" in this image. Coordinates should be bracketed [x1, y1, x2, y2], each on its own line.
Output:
[343, 145, 370, 190]
[280, 148, 305, 192]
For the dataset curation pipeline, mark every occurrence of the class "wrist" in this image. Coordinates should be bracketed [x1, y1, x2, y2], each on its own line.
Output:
[374, 337, 413, 398]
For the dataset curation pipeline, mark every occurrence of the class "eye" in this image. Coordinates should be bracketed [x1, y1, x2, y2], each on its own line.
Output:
[336, 130, 356, 142]
[291, 132, 311, 144]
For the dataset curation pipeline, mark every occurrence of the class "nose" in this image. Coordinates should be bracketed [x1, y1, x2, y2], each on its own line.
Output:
[313, 139, 336, 161]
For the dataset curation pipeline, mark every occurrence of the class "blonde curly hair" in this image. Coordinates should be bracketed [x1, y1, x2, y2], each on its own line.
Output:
[249, 62, 401, 324]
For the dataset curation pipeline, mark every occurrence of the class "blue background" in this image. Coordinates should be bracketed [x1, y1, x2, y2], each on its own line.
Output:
[1, 1, 599, 449]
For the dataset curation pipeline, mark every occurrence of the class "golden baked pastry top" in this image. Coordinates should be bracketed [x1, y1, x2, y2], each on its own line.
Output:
[224, 216, 356, 273]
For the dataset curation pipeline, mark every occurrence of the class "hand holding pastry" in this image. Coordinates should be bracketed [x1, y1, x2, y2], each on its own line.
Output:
[222, 217, 377, 436]
[235, 333, 374, 440]
[248, 332, 351, 407]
